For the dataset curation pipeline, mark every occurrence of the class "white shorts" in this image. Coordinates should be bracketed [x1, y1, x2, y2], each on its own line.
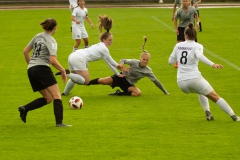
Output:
[177, 77, 213, 95]
[68, 52, 88, 71]
[72, 26, 88, 40]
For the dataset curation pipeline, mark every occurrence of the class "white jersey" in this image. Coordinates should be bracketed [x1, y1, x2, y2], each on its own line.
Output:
[170, 40, 204, 82]
[72, 7, 88, 28]
[69, 0, 78, 12]
[74, 42, 118, 67]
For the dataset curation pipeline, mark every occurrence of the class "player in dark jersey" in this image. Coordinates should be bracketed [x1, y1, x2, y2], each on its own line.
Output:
[191, 0, 202, 32]
[18, 18, 71, 127]
[88, 37, 169, 96]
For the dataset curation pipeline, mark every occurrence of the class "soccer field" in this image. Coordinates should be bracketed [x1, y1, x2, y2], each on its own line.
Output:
[0, 7, 240, 159]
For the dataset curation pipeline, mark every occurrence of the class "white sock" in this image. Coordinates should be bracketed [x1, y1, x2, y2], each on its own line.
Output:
[216, 98, 235, 116]
[63, 79, 75, 95]
[67, 73, 85, 85]
[198, 94, 210, 112]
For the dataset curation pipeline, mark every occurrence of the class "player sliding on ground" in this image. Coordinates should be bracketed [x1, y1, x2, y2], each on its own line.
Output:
[88, 36, 169, 96]
[168, 22, 240, 121]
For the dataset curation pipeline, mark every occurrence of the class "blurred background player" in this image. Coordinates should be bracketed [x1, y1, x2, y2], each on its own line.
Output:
[19, 18, 71, 127]
[172, 0, 181, 21]
[71, 0, 94, 51]
[191, 0, 202, 32]
[173, 0, 199, 68]
[69, 0, 78, 12]
[168, 22, 240, 121]
[56, 15, 123, 96]
[88, 37, 169, 96]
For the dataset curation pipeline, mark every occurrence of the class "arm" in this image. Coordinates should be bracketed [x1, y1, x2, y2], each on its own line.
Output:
[85, 16, 94, 28]
[153, 80, 169, 95]
[71, 15, 80, 24]
[195, 12, 200, 29]
[50, 56, 67, 83]
[23, 45, 32, 64]
[193, 0, 201, 7]
[174, 19, 179, 35]
[168, 56, 176, 65]
[103, 58, 120, 76]
[172, 5, 177, 21]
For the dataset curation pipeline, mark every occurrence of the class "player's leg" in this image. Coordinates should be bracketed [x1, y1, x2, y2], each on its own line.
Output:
[128, 86, 141, 96]
[198, 94, 214, 121]
[175, 27, 185, 68]
[82, 28, 89, 48]
[72, 27, 82, 51]
[83, 38, 89, 48]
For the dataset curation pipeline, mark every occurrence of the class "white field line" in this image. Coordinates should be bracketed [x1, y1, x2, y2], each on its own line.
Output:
[151, 16, 240, 71]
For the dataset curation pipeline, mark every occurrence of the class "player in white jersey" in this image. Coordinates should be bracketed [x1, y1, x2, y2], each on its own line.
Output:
[69, 0, 78, 13]
[56, 15, 124, 95]
[168, 22, 240, 121]
[191, 0, 202, 32]
[88, 37, 169, 96]
[18, 18, 71, 127]
[71, 0, 94, 51]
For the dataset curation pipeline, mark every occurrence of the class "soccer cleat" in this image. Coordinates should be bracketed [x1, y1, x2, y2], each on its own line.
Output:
[18, 106, 27, 123]
[55, 69, 70, 75]
[205, 110, 214, 121]
[109, 89, 121, 96]
[231, 115, 240, 121]
[174, 62, 178, 68]
[56, 123, 72, 127]
[61, 92, 69, 96]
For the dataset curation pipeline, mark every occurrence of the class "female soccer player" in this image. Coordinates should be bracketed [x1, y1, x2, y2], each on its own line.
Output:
[57, 15, 123, 96]
[191, 0, 202, 32]
[19, 18, 71, 127]
[88, 37, 169, 97]
[71, 0, 94, 51]
[168, 22, 240, 121]
[173, 0, 199, 68]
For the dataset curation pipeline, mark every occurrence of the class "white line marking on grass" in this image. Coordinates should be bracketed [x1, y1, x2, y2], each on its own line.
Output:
[151, 16, 240, 71]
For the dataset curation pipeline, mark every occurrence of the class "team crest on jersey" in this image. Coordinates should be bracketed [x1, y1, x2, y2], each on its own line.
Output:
[52, 43, 57, 49]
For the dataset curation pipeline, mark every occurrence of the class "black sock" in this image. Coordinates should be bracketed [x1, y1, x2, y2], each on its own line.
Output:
[199, 22, 202, 31]
[53, 99, 63, 124]
[118, 92, 132, 96]
[24, 98, 47, 112]
[88, 78, 99, 85]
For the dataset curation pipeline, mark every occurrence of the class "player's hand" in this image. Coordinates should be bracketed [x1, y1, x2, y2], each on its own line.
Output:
[121, 67, 130, 72]
[90, 23, 94, 28]
[61, 72, 67, 83]
[175, 29, 179, 35]
[212, 64, 223, 69]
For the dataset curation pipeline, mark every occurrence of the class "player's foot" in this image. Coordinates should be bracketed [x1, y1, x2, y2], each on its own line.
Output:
[205, 110, 214, 121]
[231, 115, 240, 121]
[70, 27, 72, 32]
[174, 62, 178, 68]
[18, 106, 27, 123]
[109, 89, 121, 96]
[55, 69, 70, 75]
[61, 92, 69, 96]
[56, 123, 72, 127]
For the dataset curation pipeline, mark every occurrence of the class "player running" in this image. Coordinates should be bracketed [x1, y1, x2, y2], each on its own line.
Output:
[168, 22, 240, 121]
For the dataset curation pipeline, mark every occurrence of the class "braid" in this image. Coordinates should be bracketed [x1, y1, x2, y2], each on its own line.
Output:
[142, 36, 147, 53]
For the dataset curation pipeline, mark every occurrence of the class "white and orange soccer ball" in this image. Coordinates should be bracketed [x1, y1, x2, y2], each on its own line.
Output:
[69, 96, 83, 109]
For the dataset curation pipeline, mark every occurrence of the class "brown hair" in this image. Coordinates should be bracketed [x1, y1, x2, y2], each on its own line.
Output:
[40, 18, 57, 31]
[184, 22, 197, 40]
[141, 36, 150, 57]
[98, 15, 113, 41]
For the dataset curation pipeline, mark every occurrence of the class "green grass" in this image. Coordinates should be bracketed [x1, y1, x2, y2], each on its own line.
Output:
[0, 7, 240, 159]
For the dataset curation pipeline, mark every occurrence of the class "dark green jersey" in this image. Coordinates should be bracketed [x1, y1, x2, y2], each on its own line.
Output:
[27, 32, 57, 68]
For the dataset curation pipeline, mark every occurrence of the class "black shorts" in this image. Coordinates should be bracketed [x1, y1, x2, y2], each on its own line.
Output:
[177, 26, 197, 42]
[111, 74, 134, 92]
[177, 27, 185, 41]
[28, 65, 57, 92]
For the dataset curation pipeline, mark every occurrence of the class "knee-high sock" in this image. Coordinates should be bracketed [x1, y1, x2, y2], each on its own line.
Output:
[63, 79, 75, 94]
[53, 99, 63, 124]
[199, 22, 202, 31]
[67, 73, 85, 85]
[88, 78, 99, 85]
[24, 98, 47, 112]
[198, 94, 210, 111]
[216, 98, 235, 116]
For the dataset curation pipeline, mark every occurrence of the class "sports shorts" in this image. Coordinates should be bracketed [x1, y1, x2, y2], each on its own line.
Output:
[111, 74, 134, 92]
[72, 26, 88, 40]
[28, 65, 57, 92]
[177, 76, 213, 95]
[68, 52, 88, 71]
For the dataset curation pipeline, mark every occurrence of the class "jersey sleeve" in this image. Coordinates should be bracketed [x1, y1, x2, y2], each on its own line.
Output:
[168, 44, 178, 65]
[119, 59, 136, 65]
[46, 39, 57, 56]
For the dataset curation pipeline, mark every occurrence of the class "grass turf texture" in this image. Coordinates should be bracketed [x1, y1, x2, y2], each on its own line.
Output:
[0, 7, 240, 159]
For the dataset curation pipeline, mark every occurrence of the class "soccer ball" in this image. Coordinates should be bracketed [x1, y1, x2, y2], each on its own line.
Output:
[69, 96, 83, 109]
